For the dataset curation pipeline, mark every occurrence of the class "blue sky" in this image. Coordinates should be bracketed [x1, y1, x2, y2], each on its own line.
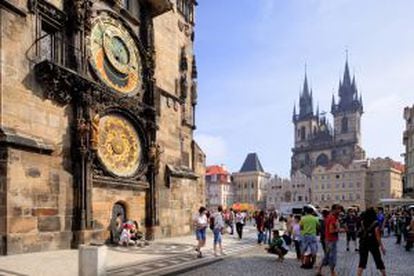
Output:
[194, 0, 414, 177]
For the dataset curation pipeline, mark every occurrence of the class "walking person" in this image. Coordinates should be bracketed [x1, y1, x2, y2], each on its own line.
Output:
[256, 210, 266, 244]
[357, 208, 386, 276]
[300, 206, 320, 269]
[193, 206, 208, 258]
[264, 212, 274, 244]
[320, 209, 329, 254]
[317, 204, 343, 276]
[235, 210, 245, 239]
[228, 208, 235, 235]
[345, 208, 359, 251]
[292, 215, 302, 260]
[395, 212, 404, 245]
[212, 205, 225, 257]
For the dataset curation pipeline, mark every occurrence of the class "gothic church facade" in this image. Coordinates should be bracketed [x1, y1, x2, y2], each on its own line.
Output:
[292, 60, 366, 176]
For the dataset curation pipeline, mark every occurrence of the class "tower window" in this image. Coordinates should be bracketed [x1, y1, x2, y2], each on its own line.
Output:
[341, 117, 349, 133]
[301, 126, 306, 140]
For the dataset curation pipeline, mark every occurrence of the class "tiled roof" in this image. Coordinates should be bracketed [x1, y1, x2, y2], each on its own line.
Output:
[239, 153, 264, 173]
[206, 165, 229, 176]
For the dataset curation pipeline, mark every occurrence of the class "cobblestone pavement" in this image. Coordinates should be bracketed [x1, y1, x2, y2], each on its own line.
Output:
[179, 234, 414, 276]
[108, 226, 259, 275]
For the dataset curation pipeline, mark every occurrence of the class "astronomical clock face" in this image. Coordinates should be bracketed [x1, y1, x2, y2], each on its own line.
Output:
[97, 114, 142, 177]
[89, 15, 141, 94]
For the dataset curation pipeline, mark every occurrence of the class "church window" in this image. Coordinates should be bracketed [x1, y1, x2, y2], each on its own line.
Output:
[316, 154, 329, 167]
[300, 126, 306, 140]
[341, 117, 349, 133]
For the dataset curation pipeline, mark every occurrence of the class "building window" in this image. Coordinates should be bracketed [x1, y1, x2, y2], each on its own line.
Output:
[177, 0, 195, 23]
[321, 194, 325, 201]
[322, 184, 325, 189]
[349, 182, 353, 188]
[356, 194, 360, 200]
[301, 126, 306, 140]
[341, 117, 348, 133]
[335, 195, 340, 201]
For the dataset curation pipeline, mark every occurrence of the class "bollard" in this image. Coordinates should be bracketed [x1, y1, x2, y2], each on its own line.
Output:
[79, 245, 107, 276]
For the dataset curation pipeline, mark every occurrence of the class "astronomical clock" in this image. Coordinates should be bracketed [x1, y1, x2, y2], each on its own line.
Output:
[86, 12, 149, 181]
[89, 13, 141, 95]
[97, 113, 143, 178]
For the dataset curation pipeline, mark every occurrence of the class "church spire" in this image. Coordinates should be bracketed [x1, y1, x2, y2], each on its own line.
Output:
[334, 56, 363, 115]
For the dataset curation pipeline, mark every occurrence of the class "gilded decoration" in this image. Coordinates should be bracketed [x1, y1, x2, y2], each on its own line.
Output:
[97, 114, 142, 177]
[89, 14, 141, 94]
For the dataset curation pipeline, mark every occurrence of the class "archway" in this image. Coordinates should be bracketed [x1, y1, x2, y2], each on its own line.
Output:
[316, 154, 329, 167]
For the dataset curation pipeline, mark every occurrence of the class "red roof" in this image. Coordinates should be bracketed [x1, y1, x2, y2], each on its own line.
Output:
[391, 161, 405, 173]
[206, 165, 229, 176]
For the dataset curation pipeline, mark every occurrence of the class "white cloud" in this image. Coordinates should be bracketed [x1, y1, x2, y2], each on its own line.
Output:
[195, 133, 228, 166]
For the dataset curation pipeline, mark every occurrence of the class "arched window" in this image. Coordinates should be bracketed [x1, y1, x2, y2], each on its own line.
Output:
[341, 117, 348, 133]
[301, 126, 306, 140]
[316, 154, 329, 167]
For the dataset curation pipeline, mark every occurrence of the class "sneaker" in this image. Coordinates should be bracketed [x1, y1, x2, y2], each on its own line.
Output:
[355, 248, 359, 252]
[346, 248, 350, 251]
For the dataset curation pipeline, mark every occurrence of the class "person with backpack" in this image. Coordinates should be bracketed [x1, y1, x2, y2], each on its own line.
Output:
[193, 206, 208, 258]
[211, 205, 225, 257]
[345, 208, 359, 251]
[357, 208, 386, 276]
[300, 206, 320, 269]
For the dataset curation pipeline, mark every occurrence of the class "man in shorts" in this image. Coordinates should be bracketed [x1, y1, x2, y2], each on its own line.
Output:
[317, 204, 343, 276]
[300, 206, 320, 268]
[212, 205, 225, 257]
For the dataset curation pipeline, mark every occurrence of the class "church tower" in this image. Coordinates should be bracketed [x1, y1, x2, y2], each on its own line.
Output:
[331, 59, 364, 162]
[293, 73, 319, 149]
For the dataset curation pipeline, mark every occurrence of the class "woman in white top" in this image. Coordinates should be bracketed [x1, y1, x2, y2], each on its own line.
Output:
[235, 210, 245, 239]
[193, 206, 208, 258]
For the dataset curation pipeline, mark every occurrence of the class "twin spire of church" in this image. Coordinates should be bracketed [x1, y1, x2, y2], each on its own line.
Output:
[293, 58, 364, 122]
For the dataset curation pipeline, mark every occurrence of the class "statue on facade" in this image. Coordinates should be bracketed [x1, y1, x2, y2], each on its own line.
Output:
[148, 142, 163, 175]
[77, 118, 89, 149]
[90, 113, 100, 150]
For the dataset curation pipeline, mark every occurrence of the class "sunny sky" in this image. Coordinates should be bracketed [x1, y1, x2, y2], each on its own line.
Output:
[194, 0, 414, 177]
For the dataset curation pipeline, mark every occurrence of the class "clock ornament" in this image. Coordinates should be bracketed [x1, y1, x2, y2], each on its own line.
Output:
[89, 14, 141, 94]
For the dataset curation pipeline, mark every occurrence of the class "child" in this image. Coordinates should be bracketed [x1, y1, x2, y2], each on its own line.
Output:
[268, 229, 288, 262]
[292, 215, 302, 260]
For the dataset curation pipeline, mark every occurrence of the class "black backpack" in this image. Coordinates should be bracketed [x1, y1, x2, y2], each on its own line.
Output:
[209, 216, 215, 230]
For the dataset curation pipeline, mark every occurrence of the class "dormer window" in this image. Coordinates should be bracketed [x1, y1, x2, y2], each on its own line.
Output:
[177, 0, 195, 23]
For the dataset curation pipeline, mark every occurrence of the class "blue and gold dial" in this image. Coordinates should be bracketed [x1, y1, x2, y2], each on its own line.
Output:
[89, 14, 141, 94]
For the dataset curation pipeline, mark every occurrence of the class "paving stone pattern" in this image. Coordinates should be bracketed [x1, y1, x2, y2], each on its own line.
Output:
[180, 234, 414, 276]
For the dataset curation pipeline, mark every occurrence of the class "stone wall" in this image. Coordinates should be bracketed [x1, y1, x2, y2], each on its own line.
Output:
[151, 2, 205, 238]
[5, 148, 73, 254]
[91, 186, 146, 241]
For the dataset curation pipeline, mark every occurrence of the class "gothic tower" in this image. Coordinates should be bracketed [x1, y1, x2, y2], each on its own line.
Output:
[331, 59, 364, 162]
[292, 73, 320, 174]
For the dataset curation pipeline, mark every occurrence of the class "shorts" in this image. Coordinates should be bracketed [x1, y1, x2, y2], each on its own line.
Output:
[301, 235, 318, 255]
[213, 228, 222, 244]
[196, 228, 206, 241]
[322, 241, 338, 269]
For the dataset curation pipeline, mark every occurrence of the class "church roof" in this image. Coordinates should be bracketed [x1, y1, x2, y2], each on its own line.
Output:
[239, 153, 265, 173]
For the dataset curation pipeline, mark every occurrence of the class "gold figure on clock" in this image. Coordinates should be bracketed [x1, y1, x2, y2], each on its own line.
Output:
[97, 114, 142, 177]
[89, 14, 141, 94]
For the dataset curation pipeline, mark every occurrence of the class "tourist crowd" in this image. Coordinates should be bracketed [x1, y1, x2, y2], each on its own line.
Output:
[193, 204, 414, 275]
